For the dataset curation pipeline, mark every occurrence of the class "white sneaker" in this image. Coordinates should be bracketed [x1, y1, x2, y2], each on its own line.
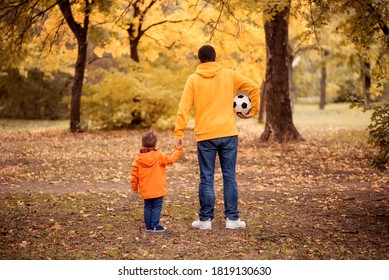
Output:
[226, 218, 246, 229]
[192, 219, 212, 230]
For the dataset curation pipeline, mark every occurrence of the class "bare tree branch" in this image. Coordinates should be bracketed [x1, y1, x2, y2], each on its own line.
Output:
[209, 2, 224, 41]
[143, 0, 157, 15]
[355, 0, 389, 36]
[0, 0, 58, 46]
[113, 1, 135, 27]
[309, 0, 324, 51]
[142, 18, 198, 34]
[57, 0, 82, 38]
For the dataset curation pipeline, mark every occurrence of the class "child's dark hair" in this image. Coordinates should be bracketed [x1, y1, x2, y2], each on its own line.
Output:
[198, 45, 216, 63]
[142, 132, 157, 147]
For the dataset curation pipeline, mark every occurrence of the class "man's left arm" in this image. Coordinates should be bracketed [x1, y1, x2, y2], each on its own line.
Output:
[234, 72, 260, 118]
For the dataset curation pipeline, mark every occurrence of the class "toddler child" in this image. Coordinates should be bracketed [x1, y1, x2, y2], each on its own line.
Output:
[131, 132, 183, 232]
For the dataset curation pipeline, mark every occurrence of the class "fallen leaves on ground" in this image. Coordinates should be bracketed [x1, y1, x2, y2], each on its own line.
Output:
[0, 128, 388, 260]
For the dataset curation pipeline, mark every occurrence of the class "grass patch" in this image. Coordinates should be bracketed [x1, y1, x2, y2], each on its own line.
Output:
[0, 119, 68, 132]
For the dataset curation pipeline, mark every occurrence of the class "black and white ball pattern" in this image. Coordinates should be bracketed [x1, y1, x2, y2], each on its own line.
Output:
[233, 94, 252, 115]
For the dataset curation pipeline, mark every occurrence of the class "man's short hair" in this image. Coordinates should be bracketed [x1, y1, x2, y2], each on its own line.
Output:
[198, 45, 216, 63]
[142, 132, 157, 147]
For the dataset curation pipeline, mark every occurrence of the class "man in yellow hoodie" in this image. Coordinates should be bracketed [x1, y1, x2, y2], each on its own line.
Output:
[174, 45, 259, 230]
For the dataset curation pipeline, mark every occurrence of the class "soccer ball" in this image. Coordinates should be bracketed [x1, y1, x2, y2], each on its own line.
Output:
[233, 94, 252, 116]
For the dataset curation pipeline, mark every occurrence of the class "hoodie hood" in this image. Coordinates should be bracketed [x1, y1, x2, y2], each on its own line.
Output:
[135, 151, 159, 167]
[195, 61, 222, 78]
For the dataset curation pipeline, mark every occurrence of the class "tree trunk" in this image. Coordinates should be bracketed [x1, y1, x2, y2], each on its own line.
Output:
[58, 0, 91, 132]
[129, 35, 140, 62]
[319, 65, 326, 110]
[363, 60, 371, 107]
[127, 0, 142, 63]
[288, 43, 295, 111]
[258, 81, 266, 123]
[260, 1, 303, 143]
[319, 50, 329, 110]
[70, 37, 88, 132]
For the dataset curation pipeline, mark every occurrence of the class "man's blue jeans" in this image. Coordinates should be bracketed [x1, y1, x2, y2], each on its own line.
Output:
[144, 197, 163, 230]
[197, 136, 239, 221]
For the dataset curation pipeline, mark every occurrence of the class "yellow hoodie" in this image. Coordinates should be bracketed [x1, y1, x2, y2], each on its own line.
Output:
[174, 62, 260, 142]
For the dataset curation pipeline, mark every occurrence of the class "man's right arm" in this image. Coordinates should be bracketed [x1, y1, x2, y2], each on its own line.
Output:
[174, 76, 194, 141]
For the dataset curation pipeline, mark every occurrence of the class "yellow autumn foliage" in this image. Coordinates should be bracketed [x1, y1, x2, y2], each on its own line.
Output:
[81, 58, 189, 130]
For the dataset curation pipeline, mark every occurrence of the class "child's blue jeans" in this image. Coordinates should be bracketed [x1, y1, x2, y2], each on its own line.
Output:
[144, 197, 163, 230]
[197, 136, 239, 221]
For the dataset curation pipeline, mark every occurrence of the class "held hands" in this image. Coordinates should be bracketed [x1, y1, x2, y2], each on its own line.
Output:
[175, 139, 183, 150]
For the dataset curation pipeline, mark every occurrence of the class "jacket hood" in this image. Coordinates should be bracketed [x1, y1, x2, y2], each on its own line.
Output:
[195, 61, 222, 78]
[135, 151, 159, 167]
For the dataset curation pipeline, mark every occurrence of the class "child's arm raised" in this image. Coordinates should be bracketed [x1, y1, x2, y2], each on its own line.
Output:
[160, 145, 183, 165]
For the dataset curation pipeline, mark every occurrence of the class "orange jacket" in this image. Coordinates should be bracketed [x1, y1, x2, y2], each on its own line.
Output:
[131, 146, 183, 199]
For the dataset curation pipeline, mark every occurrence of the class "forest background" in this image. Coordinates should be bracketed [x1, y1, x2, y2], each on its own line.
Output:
[1, 0, 388, 128]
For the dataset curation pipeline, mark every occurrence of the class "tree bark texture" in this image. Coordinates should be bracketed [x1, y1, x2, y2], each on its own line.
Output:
[127, 0, 157, 62]
[319, 50, 329, 110]
[288, 43, 295, 111]
[70, 38, 88, 132]
[319, 64, 326, 110]
[258, 81, 266, 123]
[127, 0, 142, 63]
[363, 60, 371, 107]
[260, 2, 303, 143]
[58, 0, 91, 132]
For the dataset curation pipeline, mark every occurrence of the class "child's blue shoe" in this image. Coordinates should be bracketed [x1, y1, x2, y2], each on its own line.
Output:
[147, 225, 166, 232]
